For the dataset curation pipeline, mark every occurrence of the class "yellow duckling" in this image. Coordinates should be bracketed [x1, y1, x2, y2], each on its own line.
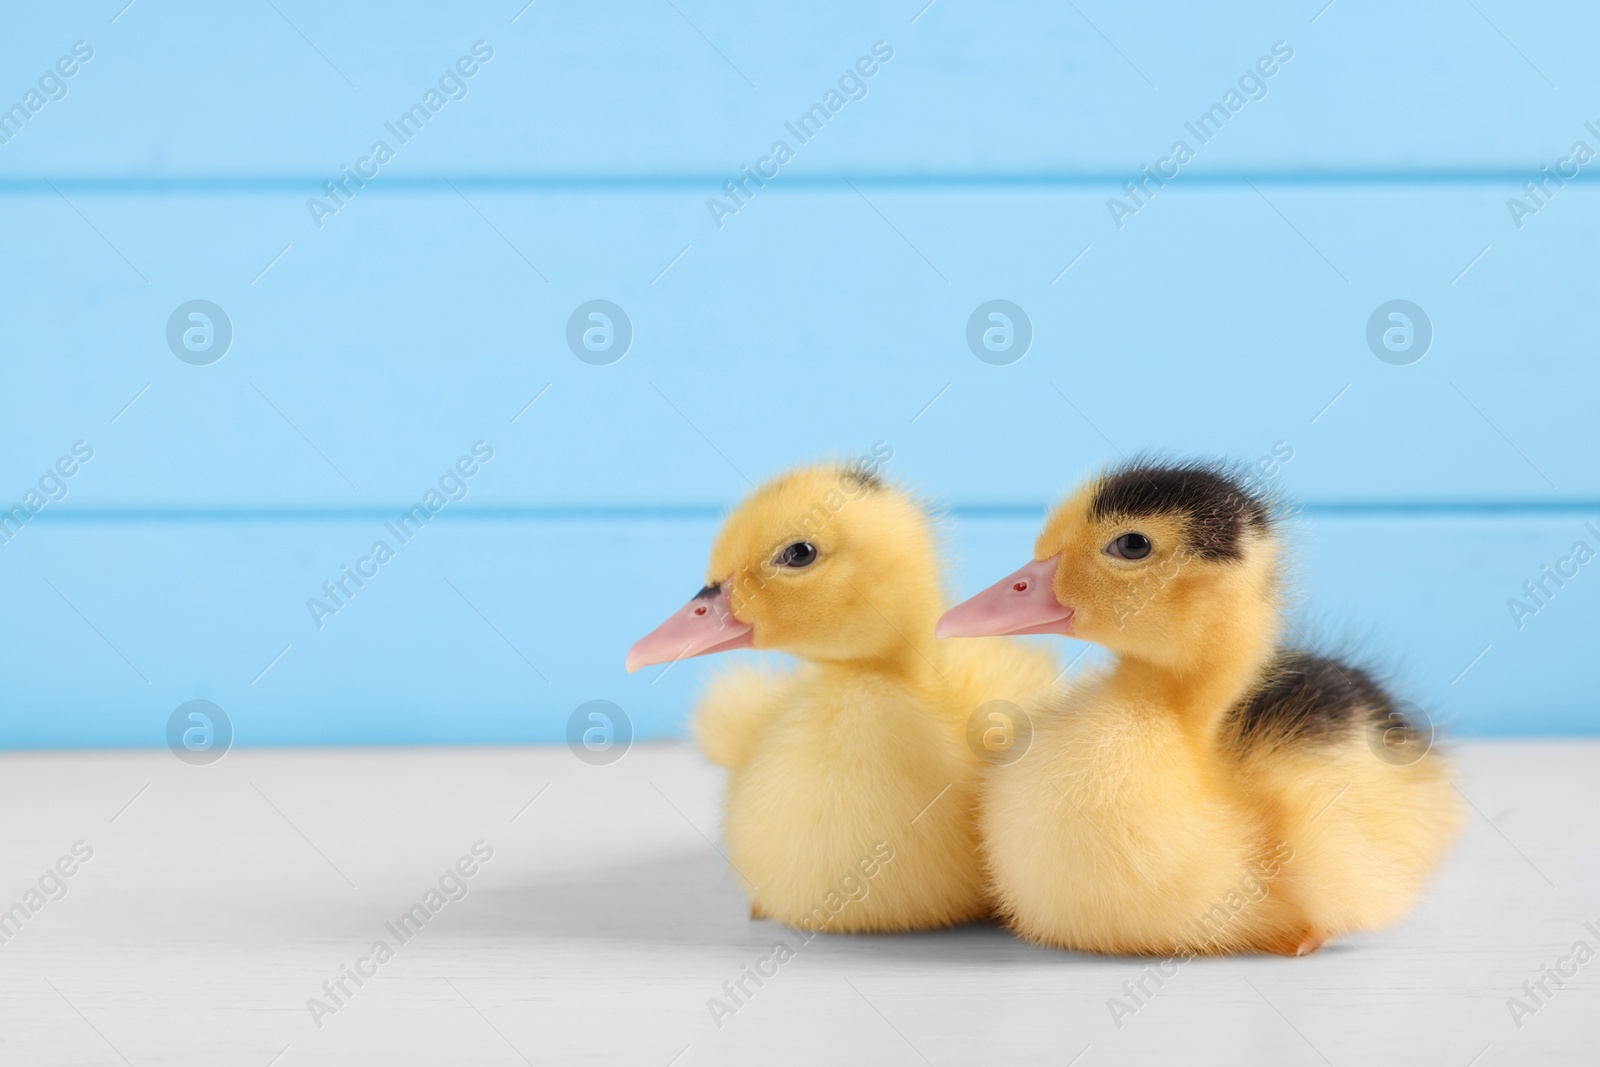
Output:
[938, 459, 1462, 955]
[627, 461, 1058, 932]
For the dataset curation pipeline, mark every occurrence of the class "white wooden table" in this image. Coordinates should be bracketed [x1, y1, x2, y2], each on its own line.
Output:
[1, 740, 1593, 1065]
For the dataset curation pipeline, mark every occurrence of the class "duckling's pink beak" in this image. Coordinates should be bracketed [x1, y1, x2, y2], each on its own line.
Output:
[936, 557, 1074, 638]
[626, 583, 754, 672]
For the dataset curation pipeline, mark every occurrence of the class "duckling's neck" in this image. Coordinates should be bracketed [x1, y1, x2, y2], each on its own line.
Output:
[814, 635, 944, 689]
[1107, 622, 1279, 747]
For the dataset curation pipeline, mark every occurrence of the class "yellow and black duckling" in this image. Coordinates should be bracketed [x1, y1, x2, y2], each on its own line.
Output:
[627, 462, 1058, 932]
[937, 459, 1462, 955]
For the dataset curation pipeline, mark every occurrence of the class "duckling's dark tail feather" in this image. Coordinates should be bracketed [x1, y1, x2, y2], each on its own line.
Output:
[1226, 650, 1422, 753]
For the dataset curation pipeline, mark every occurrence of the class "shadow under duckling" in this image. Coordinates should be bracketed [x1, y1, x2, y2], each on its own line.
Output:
[938, 459, 1463, 956]
[628, 462, 1059, 933]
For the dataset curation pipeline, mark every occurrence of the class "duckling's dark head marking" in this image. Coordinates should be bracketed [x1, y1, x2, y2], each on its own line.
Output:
[1090, 459, 1273, 562]
[841, 464, 883, 493]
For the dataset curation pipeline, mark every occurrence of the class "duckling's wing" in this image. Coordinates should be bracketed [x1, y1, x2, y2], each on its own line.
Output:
[691, 663, 799, 771]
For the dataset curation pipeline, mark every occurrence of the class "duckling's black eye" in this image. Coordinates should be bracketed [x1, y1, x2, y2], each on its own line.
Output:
[776, 541, 818, 568]
[1107, 533, 1152, 560]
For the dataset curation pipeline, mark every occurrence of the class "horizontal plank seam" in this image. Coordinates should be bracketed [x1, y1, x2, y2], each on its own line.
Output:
[4, 171, 1600, 195]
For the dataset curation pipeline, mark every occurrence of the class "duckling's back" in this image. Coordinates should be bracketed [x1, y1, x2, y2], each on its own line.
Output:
[1228, 650, 1406, 752]
[1226, 650, 1464, 940]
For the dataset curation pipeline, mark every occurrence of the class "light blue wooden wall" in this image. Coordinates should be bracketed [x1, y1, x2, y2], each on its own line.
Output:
[1, 0, 1595, 747]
